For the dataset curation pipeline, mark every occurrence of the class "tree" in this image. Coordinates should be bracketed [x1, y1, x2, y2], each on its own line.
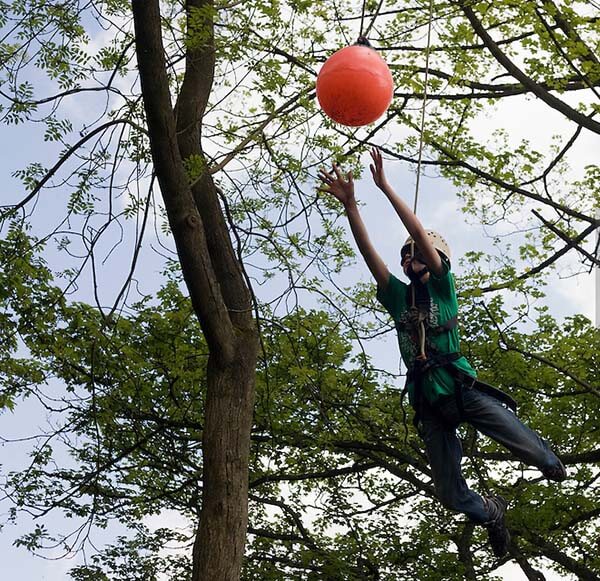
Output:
[1, 0, 599, 579]
[130, 2, 260, 578]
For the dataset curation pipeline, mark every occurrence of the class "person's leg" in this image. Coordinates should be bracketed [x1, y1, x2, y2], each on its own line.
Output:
[418, 401, 488, 523]
[460, 387, 566, 480]
[420, 398, 511, 556]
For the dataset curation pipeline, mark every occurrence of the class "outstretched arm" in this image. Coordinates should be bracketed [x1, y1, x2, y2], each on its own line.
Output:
[370, 148, 443, 277]
[318, 164, 390, 289]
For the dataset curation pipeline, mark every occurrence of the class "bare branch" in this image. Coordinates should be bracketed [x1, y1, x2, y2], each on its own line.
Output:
[1, 119, 144, 218]
[459, 1, 600, 135]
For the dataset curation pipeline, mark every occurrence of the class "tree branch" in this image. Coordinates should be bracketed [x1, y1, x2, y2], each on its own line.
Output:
[249, 461, 378, 489]
[459, 1, 600, 135]
[475, 221, 600, 293]
[175, 0, 256, 328]
[532, 209, 600, 266]
[132, 0, 236, 363]
[0, 119, 141, 218]
[514, 529, 600, 580]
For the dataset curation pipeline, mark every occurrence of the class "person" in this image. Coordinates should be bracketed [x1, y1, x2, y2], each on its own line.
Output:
[318, 148, 567, 558]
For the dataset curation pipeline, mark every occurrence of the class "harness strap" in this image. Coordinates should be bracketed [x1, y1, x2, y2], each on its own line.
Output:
[446, 367, 518, 413]
[409, 352, 462, 426]
[408, 352, 518, 426]
[396, 314, 458, 335]
[407, 351, 461, 378]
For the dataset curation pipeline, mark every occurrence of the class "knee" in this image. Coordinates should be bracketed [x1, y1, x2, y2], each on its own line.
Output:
[436, 487, 462, 512]
[542, 456, 567, 482]
[439, 496, 458, 512]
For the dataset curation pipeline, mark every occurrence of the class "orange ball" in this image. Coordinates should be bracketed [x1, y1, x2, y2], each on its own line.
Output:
[316, 43, 394, 127]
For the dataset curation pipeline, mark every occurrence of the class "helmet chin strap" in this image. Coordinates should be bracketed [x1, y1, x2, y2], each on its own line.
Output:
[407, 259, 429, 284]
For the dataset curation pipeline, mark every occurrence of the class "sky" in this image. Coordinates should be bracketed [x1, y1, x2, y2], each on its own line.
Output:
[1, 5, 598, 581]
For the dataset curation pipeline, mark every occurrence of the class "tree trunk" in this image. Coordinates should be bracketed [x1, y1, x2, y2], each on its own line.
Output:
[192, 338, 258, 579]
[131, 1, 259, 579]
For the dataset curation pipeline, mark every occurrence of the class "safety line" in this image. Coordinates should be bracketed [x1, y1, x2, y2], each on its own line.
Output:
[413, 0, 435, 215]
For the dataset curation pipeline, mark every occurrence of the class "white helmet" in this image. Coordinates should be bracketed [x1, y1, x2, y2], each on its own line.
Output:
[401, 230, 451, 261]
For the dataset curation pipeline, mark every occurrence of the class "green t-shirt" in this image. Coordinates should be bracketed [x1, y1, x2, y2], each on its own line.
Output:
[376, 259, 476, 405]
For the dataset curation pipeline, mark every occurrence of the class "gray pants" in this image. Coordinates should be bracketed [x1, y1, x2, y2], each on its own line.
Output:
[418, 387, 562, 523]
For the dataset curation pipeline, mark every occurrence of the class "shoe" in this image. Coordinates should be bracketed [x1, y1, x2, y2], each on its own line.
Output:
[543, 458, 567, 482]
[484, 495, 510, 558]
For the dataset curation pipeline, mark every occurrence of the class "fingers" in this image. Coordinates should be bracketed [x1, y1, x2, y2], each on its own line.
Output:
[332, 162, 343, 181]
[318, 161, 355, 198]
[317, 177, 335, 196]
[318, 168, 334, 187]
[317, 168, 330, 181]
[317, 168, 339, 198]
[370, 145, 381, 173]
[319, 164, 350, 185]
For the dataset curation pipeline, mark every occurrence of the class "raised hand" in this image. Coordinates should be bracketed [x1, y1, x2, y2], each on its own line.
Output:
[318, 163, 355, 207]
[369, 147, 390, 191]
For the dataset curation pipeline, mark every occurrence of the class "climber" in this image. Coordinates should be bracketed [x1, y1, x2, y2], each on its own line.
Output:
[318, 147, 567, 558]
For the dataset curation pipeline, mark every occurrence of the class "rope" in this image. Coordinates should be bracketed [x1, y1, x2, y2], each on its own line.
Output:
[411, 0, 436, 357]
[362, 0, 386, 39]
[413, 0, 435, 216]
[359, 0, 368, 38]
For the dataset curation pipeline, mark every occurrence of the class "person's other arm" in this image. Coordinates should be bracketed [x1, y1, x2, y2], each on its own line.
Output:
[369, 148, 443, 277]
[318, 163, 390, 289]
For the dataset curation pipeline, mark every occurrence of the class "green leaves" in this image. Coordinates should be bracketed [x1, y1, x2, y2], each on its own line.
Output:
[185, 3, 217, 51]
[43, 117, 73, 142]
[68, 528, 191, 581]
[1, 0, 599, 578]
[182, 153, 207, 183]
[1, 230, 599, 579]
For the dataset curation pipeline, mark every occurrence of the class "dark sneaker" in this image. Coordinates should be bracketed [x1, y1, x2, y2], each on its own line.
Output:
[543, 458, 567, 482]
[484, 495, 510, 558]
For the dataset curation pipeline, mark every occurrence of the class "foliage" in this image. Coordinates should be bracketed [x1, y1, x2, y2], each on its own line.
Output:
[1, 233, 599, 579]
[1, 0, 599, 579]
